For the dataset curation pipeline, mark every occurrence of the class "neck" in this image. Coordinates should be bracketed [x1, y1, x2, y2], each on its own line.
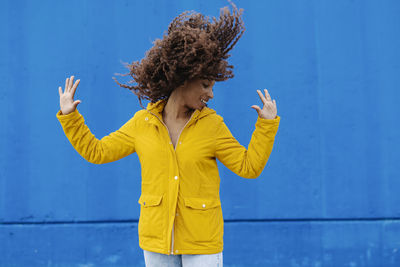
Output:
[163, 89, 194, 121]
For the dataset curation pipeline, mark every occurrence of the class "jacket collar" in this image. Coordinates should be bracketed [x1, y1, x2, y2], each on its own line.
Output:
[146, 99, 216, 125]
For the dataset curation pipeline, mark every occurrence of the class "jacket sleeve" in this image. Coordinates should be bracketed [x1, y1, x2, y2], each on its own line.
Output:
[215, 115, 280, 178]
[56, 108, 137, 164]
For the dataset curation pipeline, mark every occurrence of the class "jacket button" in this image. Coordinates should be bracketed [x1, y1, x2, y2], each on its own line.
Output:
[202, 204, 206, 208]
[143, 202, 146, 206]
[175, 250, 179, 253]
[174, 176, 178, 180]
[145, 117, 148, 121]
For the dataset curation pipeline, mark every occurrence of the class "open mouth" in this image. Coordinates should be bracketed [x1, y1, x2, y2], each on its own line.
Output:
[200, 99, 208, 107]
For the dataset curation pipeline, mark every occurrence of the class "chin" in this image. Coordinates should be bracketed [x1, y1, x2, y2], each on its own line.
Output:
[197, 104, 206, 110]
[200, 102, 208, 108]
[188, 102, 206, 111]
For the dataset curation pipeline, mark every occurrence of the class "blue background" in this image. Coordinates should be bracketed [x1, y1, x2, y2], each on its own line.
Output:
[1, 0, 400, 266]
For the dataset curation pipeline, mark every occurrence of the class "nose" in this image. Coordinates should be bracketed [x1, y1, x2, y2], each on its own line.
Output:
[207, 88, 214, 99]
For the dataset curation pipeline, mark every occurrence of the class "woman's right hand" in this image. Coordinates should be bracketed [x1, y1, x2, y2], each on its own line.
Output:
[59, 75, 81, 115]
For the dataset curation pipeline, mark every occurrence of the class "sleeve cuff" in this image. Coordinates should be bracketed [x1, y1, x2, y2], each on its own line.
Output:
[56, 108, 81, 121]
[256, 115, 280, 125]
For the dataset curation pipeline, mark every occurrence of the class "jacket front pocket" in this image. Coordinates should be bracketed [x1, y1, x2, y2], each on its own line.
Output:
[184, 197, 221, 210]
[182, 197, 223, 243]
[138, 194, 164, 239]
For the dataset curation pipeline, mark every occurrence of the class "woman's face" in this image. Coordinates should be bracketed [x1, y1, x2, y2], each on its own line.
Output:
[181, 78, 215, 110]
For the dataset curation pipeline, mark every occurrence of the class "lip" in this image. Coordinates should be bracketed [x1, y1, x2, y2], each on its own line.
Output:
[200, 99, 208, 107]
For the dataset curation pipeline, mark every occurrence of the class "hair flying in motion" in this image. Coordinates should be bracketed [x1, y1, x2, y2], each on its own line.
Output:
[113, 0, 245, 108]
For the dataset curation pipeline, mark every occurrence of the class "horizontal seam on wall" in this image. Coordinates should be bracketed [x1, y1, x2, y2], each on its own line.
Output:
[2, 217, 400, 225]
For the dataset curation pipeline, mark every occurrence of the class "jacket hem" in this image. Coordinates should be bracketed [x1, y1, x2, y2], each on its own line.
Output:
[139, 243, 223, 255]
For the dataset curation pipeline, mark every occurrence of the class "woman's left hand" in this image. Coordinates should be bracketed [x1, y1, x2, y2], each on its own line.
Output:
[251, 89, 278, 119]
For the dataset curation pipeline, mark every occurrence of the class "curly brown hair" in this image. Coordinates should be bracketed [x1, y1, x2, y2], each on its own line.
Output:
[113, 0, 245, 109]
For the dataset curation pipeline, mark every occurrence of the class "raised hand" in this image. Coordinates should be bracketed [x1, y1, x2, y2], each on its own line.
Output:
[251, 89, 278, 119]
[58, 75, 81, 115]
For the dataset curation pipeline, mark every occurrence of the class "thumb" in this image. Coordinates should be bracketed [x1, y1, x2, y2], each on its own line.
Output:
[73, 100, 81, 108]
[251, 105, 261, 115]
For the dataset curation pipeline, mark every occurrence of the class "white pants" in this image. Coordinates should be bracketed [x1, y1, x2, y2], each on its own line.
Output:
[143, 250, 223, 267]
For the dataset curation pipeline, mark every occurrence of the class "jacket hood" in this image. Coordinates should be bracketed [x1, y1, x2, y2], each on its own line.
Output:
[146, 99, 216, 123]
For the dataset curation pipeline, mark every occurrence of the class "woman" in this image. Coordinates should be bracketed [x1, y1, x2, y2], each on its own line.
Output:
[57, 2, 280, 266]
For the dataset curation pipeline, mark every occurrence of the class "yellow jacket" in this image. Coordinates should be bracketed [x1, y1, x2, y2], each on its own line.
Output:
[56, 99, 280, 255]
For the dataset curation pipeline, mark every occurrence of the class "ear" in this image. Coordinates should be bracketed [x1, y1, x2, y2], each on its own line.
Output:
[178, 81, 187, 90]
[174, 81, 186, 92]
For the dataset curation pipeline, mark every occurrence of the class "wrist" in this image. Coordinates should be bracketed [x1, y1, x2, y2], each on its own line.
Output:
[259, 115, 277, 120]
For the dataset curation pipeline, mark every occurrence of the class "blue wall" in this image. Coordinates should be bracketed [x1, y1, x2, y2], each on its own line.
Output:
[1, 0, 400, 266]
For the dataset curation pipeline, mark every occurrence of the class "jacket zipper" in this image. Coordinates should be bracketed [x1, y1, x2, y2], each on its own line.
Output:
[173, 112, 195, 150]
[147, 110, 195, 151]
[147, 109, 196, 255]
